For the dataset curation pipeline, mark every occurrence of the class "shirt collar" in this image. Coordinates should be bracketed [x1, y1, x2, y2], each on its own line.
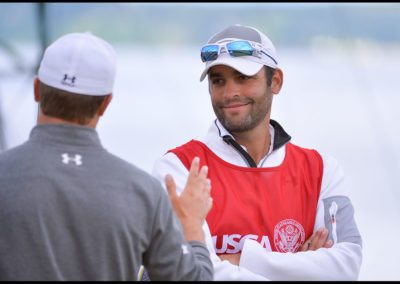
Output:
[29, 124, 103, 148]
[214, 118, 291, 153]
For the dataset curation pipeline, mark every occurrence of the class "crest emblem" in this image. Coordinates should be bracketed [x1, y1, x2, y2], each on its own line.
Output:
[273, 219, 305, 253]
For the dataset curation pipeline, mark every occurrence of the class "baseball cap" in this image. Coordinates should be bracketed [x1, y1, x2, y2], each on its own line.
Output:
[200, 24, 278, 82]
[38, 32, 117, 96]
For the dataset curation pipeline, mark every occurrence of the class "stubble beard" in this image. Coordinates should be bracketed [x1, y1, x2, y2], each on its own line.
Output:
[213, 94, 272, 133]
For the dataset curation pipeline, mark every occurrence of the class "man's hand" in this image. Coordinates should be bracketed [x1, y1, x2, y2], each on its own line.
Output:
[300, 228, 333, 251]
[219, 253, 241, 265]
[166, 157, 213, 243]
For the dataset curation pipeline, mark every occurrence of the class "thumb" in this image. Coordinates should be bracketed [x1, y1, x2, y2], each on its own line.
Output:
[324, 239, 333, 248]
[207, 197, 213, 212]
[165, 174, 177, 201]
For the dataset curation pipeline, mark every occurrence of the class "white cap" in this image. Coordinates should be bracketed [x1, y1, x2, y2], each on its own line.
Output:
[38, 32, 117, 96]
[200, 24, 278, 82]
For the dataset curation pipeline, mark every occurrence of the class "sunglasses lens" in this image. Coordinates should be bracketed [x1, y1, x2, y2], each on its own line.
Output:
[227, 41, 254, 57]
[201, 45, 219, 62]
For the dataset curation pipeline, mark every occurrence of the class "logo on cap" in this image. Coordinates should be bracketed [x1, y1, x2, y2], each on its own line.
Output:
[61, 74, 76, 87]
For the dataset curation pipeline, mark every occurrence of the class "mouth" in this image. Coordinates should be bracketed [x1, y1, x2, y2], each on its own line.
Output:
[221, 100, 252, 112]
[222, 102, 250, 109]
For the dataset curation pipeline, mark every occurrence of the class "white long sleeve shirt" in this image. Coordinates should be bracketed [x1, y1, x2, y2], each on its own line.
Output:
[152, 119, 362, 280]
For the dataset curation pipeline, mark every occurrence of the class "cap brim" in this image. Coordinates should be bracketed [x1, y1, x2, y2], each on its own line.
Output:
[200, 54, 264, 82]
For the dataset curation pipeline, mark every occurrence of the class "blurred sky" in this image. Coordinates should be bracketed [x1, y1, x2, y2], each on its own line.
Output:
[1, 3, 400, 281]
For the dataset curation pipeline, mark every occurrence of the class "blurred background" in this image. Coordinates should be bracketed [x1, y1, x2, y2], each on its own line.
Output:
[1, 3, 399, 280]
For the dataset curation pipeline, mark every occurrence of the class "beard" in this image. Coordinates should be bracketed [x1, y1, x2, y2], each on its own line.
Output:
[212, 94, 272, 133]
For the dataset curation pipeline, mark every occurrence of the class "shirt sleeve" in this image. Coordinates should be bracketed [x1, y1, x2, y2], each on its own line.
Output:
[239, 153, 363, 280]
[143, 176, 213, 281]
[240, 240, 362, 280]
[152, 153, 269, 281]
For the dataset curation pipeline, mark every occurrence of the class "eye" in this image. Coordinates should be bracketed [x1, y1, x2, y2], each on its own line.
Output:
[234, 72, 252, 81]
[238, 75, 251, 81]
[211, 78, 224, 86]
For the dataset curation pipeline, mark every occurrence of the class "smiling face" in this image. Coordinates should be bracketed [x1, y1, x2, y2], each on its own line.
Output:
[208, 65, 276, 134]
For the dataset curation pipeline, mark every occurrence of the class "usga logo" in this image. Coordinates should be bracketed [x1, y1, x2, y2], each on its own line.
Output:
[212, 234, 272, 254]
[274, 219, 305, 253]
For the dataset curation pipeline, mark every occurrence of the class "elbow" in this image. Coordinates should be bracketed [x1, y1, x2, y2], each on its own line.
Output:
[331, 243, 363, 280]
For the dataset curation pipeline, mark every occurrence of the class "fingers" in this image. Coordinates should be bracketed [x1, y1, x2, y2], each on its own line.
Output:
[300, 230, 317, 251]
[167, 157, 212, 218]
[207, 196, 213, 212]
[324, 239, 333, 248]
[206, 178, 211, 190]
[219, 253, 241, 265]
[309, 228, 326, 250]
[165, 174, 177, 201]
[188, 157, 200, 178]
[186, 157, 210, 195]
[301, 228, 332, 251]
[300, 233, 314, 251]
[198, 164, 208, 179]
[189, 157, 208, 185]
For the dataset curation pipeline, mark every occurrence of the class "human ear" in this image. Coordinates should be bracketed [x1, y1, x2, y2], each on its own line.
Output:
[98, 94, 113, 116]
[34, 77, 41, 102]
[271, 68, 283, 94]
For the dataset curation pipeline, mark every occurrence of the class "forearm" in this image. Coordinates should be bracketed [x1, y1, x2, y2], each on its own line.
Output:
[181, 220, 206, 243]
[202, 222, 269, 280]
[145, 194, 213, 281]
[213, 256, 269, 280]
[240, 240, 362, 280]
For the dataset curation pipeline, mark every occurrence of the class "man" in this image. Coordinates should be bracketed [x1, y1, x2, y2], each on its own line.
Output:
[0, 32, 213, 281]
[152, 24, 363, 280]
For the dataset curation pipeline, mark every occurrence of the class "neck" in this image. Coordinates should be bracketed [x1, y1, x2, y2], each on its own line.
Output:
[230, 117, 271, 165]
[37, 109, 99, 129]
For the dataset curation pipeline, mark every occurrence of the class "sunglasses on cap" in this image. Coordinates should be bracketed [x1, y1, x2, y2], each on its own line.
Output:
[200, 40, 277, 65]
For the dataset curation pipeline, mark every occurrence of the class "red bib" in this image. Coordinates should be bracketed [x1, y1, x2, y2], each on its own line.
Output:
[169, 140, 323, 254]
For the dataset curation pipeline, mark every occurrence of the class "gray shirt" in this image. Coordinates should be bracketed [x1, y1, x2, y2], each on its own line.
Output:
[0, 124, 213, 281]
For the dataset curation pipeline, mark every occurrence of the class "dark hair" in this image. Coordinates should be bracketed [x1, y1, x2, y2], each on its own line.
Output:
[39, 81, 107, 125]
[265, 66, 276, 87]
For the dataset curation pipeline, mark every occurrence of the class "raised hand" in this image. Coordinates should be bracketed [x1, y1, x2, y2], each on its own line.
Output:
[166, 157, 213, 243]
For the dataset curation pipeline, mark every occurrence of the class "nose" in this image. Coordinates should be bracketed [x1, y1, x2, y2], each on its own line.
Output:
[223, 79, 240, 99]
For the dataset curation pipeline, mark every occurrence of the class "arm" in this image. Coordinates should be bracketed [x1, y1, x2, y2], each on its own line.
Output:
[143, 171, 213, 281]
[240, 240, 361, 280]
[238, 154, 363, 280]
[152, 153, 269, 281]
[219, 227, 333, 265]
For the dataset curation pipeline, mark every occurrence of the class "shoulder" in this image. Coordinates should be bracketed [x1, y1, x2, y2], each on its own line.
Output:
[165, 140, 209, 169]
[107, 151, 163, 190]
[73, 151, 164, 215]
[152, 147, 194, 195]
[286, 143, 340, 171]
[286, 142, 324, 171]
[286, 143, 346, 197]
[317, 151, 348, 199]
[0, 141, 34, 171]
[167, 140, 204, 154]
[288, 142, 322, 158]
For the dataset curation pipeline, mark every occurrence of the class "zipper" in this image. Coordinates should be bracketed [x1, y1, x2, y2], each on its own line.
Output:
[222, 135, 258, 168]
[329, 201, 338, 244]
